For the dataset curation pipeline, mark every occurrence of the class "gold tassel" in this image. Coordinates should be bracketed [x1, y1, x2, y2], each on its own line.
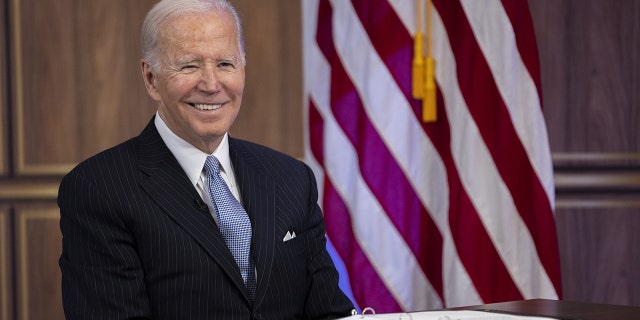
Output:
[422, 0, 437, 122]
[423, 56, 437, 122]
[412, 0, 425, 100]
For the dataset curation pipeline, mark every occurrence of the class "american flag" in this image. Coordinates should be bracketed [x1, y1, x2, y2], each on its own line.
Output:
[303, 0, 562, 312]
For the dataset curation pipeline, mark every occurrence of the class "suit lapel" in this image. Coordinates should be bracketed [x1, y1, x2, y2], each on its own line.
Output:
[229, 138, 277, 307]
[136, 120, 248, 296]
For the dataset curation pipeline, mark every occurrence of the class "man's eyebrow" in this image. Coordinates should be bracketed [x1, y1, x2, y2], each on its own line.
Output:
[217, 56, 239, 63]
[176, 56, 199, 65]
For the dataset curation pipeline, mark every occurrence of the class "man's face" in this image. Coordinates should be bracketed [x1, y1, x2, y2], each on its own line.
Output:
[142, 9, 245, 153]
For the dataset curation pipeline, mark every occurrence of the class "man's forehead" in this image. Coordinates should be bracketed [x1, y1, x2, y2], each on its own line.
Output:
[161, 9, 236, 34]
[159, 13, 238, 45]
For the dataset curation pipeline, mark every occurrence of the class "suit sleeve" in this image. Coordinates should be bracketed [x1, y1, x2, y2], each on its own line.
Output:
[58, 169, 151, 320]
[302, 165, 355, 319]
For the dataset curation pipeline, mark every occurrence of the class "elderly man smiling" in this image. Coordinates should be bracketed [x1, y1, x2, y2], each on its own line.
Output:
[57, 0, 354, 319]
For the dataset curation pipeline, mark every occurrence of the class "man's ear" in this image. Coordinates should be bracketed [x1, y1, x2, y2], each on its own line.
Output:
[141, 60, 161, 101]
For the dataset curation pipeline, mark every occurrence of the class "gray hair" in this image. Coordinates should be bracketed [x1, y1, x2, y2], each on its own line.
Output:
[141, 0, 245, 72]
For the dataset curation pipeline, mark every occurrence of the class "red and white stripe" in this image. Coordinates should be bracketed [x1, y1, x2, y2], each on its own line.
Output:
[303, 0, 562, 312]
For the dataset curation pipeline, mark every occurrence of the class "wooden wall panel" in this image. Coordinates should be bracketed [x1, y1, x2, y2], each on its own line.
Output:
[0, 208, 11, 320]
[15, 205, 64, 320]
[71, 1, 159, 156]
[528, 0, 640, 154]
[11, 0, 77, 175]
[529, 0, 640, 306]
[9, 0, 157, 175]
[229, 0, 303, 158]
[0, 0, 7, 175]
[556, 203, 640, 306]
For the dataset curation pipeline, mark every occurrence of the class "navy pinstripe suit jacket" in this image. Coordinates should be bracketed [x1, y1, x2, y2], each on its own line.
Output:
[58, 118, 354, 319]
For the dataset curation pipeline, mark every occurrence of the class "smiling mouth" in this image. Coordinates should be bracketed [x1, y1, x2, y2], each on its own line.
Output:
[190, 103, 222, 111]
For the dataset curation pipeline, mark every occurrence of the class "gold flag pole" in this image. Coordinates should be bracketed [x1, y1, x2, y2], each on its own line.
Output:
[423, 0, 437, 122]
[412, 0, 425, 100]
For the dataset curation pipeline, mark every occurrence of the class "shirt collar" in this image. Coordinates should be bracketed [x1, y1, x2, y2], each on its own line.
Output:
[154, 112, 233, 187]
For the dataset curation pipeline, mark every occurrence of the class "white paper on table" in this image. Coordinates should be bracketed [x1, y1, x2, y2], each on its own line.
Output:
[336, 310, 558, 320]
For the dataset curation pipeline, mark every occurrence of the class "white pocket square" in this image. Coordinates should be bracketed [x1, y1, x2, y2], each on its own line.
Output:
[283, 231, 297, 242]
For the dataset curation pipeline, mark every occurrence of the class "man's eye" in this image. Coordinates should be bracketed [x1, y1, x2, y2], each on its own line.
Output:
[219, 62, 234, 68]
[181, 65, 198, 71]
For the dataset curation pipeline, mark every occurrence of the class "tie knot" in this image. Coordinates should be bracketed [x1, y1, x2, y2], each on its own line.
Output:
[204, 155, 221, 175]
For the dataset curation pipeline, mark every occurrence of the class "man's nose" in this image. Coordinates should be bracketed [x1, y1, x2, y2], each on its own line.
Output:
[197, 67, 220, 92]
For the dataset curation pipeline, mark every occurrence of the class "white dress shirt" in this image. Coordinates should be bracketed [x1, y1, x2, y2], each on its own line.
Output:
[154, 113, 242, 224]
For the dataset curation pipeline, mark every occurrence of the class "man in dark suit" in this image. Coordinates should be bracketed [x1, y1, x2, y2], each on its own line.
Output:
[57, 0, 354, 319]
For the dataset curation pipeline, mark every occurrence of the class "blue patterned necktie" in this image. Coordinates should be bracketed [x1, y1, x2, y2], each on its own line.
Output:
[204, 155, 256, 299]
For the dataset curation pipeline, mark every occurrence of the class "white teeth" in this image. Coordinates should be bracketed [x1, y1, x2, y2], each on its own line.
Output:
[193, 103, 222, 110]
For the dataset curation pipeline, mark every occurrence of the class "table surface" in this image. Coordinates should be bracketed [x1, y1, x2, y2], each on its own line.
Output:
[455, 299, 640, 320]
